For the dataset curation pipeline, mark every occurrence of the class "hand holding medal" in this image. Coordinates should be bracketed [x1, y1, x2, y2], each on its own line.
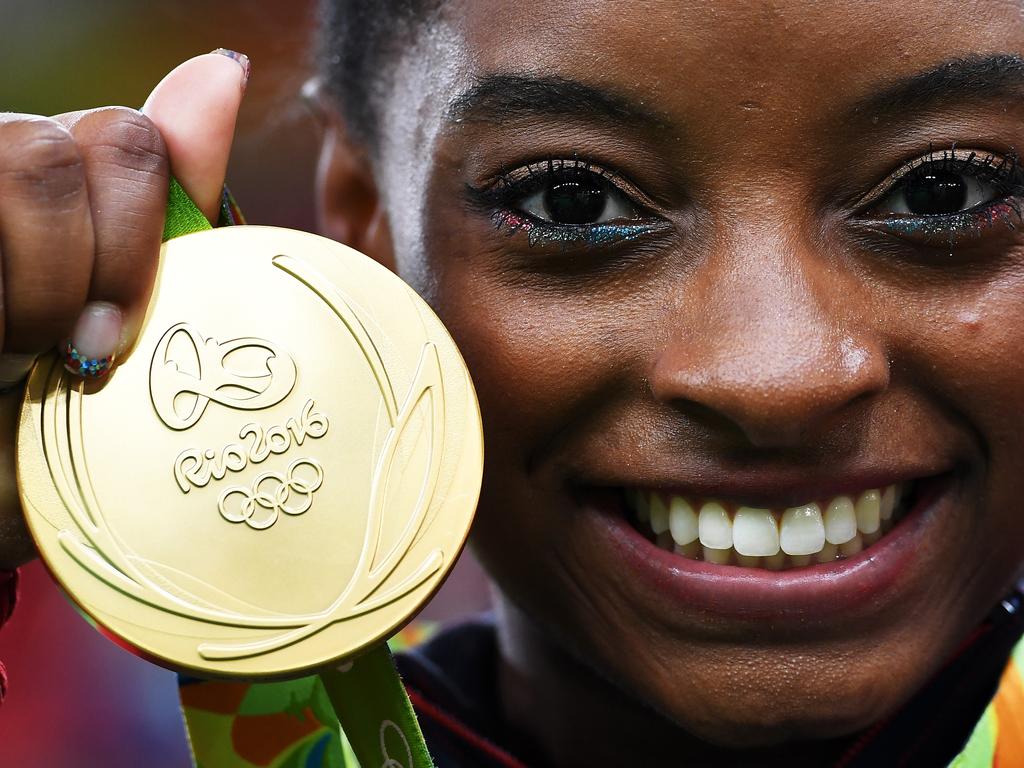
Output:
[7, 52, 482, 766]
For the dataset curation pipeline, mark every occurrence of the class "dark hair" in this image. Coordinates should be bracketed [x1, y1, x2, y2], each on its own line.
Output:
[319, 0, 439, 149]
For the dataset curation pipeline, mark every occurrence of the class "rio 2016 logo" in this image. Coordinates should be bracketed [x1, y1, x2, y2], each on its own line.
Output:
[149, 322, 297, 431]
[152, 322, 329, 531]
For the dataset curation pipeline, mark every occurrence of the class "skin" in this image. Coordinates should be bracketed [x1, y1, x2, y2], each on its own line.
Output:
[2, 1, 1024, 765]
[0, 53, 246, 565]
[317, 0, 1024, 764]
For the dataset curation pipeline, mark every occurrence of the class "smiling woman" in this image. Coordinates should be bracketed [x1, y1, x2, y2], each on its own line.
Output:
[3, 0, 1024, 766]
[315, 0, 1024, 764]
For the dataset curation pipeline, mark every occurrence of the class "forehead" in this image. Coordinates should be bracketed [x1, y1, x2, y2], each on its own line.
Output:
[374, 0, 1024, 270]
[434, 0, 1024, 138]
[454, 0, 1023, 83]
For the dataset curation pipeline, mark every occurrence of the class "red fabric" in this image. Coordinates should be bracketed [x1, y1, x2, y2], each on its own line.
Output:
[406, 687, 530, 768]
[0, 568, 18, 704]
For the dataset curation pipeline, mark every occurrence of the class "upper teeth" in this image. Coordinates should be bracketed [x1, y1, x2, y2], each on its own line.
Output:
[628, 485, 903, 562]
[734, 507, 779, 557]
[779, 504, 824, 556]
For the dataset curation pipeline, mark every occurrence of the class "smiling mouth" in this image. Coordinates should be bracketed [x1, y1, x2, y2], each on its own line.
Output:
[623, 483, 916, 570]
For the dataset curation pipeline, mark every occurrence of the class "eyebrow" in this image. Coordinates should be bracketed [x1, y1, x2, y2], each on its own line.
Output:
[852, 53, 1024, 118]
[446, 74, 671, 130]
[446, 55, 1024, 135]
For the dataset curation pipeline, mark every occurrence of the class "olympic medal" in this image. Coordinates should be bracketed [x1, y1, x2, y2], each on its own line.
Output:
[16, 226, 483, 678]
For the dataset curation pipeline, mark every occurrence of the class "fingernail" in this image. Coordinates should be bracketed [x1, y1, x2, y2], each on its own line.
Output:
[211, 48, 251, 91]
[63, 301, 122, 378]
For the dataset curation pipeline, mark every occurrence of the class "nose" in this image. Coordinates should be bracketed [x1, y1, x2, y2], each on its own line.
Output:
[649, 234, 889, 448]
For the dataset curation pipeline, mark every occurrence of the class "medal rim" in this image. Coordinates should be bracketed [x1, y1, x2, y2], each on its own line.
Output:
[16, 225, 484, 678]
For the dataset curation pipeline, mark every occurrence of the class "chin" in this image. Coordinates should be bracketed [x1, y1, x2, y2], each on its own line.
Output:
[641, 659, 900, 749]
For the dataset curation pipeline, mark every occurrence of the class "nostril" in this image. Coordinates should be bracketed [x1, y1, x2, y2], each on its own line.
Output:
[649, 334, 889, 449]
[650, 395, 751, 442]
[652, 382, 873, 449]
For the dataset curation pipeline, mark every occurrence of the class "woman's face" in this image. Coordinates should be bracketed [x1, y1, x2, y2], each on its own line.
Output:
[324, 0, 1024, 745]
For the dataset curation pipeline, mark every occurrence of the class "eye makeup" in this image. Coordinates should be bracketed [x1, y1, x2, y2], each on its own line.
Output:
[858, 147, 1024, 243]
[488, 209, 662, 247]
[878, 199, 1023, 239]
[466, 146, 1024, 255]
[466, 157, 668, 249]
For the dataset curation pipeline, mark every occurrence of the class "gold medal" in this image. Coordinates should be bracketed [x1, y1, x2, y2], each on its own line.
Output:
[16, 225, 483, 678]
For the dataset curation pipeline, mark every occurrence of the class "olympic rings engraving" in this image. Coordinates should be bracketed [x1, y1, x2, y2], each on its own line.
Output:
[379, 720, 414, 768]
[217, 458, 324, 530]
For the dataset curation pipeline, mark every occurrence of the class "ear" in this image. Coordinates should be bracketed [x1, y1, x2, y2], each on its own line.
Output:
[315, 108, 396, 272]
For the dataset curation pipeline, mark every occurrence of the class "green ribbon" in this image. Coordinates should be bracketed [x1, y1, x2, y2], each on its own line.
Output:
[321, 649, 435, 768]
[163, 178, 214, 240]
[163, 179, 435, 768]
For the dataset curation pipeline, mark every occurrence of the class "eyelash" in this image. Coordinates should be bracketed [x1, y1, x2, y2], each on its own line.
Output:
[466, 157, 665, 248]
[467, 148, 1024, 253]
[860, 148, 1024, 240]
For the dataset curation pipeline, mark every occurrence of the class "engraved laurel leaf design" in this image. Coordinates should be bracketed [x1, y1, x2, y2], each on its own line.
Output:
[198, 340, 446, 660]
[48, 254, 447, 665]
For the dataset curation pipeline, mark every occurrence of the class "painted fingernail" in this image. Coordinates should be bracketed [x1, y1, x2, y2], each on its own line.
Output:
[63, 301, 122, 378]
[211, 48, 251, 91]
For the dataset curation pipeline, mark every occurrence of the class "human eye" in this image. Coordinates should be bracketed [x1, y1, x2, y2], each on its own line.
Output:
[857, 148, 1024, 243]
[466, 158, 668, 248]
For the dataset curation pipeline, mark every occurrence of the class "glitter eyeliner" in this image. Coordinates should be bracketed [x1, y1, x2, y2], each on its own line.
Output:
[490, 209, 661, 247]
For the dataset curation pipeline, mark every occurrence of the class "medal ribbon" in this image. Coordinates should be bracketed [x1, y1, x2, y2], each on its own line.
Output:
[164, 179, 435, 768]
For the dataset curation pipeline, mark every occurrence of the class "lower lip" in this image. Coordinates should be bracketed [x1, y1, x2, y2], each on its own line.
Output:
[591, 477, 952, 622]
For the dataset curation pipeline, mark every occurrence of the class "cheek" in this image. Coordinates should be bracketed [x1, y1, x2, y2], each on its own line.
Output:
[900, 273, 1024, 562]
[407, 225, 641, 607]
[917, 285, 1024, 454]
[413, 242, 628, 461]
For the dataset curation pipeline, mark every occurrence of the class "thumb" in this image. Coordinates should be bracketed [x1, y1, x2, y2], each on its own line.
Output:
[142, 50, 249, 223]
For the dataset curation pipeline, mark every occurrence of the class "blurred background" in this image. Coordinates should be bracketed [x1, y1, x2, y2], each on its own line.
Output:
[0, 1, 491, 765]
